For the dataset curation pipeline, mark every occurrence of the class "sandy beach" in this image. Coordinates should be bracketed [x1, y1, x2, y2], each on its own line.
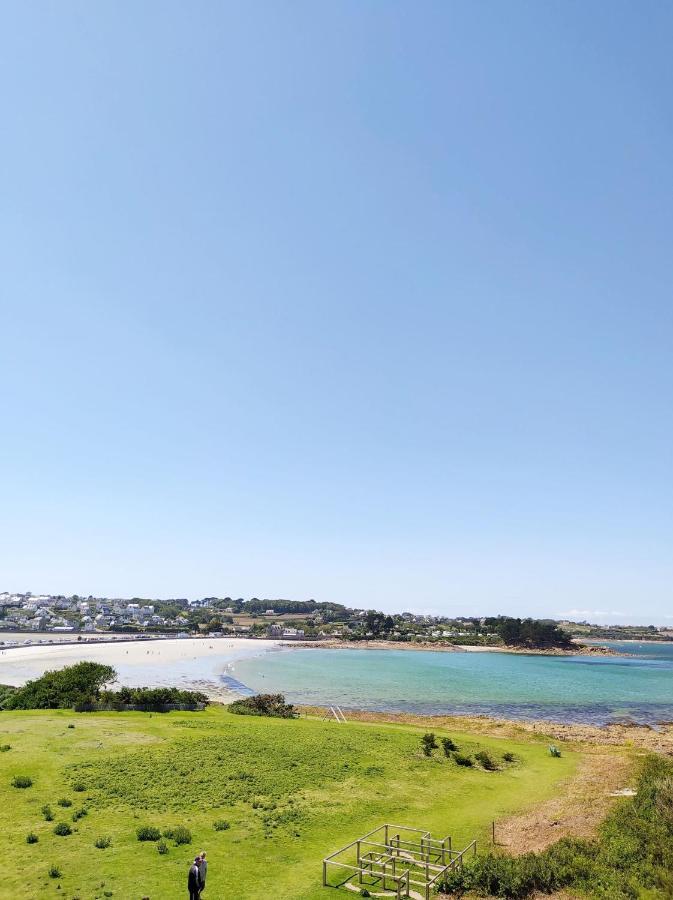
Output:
[0, 637, 280, 700]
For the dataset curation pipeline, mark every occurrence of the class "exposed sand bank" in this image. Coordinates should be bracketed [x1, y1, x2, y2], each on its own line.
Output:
[0, 637, 279, 699]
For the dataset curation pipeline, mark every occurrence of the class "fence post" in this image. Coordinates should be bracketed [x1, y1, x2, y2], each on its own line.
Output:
[322, 860, 327, 886]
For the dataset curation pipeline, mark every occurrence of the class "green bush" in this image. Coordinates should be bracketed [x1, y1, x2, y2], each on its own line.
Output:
[421, 733, 438, 756]
[12, 775, 33, 788]
[48, 865, 62, 879]
[94, 835, 111, 849]
[441, 736, 458, 755]
[163, 824, 192, 845]
[475, 750, 498, 770]
[229, 693, 296, 718]
[213, 819, 230, 831]
[41, 804, 54, 821]
[67, 723, 75, 728]
[0, 744, 11, 752]
[26, 832, 39, 844]
[157, 840, 169, 854]
[136, 825, 162, 842]
[53, 822, 72, 836]
[549, 744, 562, 757]
[73, 781, 86, 792]
[72, 807, 88, 821]
[503, 751, 516, 763]
[4, 661, 117, 710]
[57, 798, 72, 807]
[453, 752, 474, 767]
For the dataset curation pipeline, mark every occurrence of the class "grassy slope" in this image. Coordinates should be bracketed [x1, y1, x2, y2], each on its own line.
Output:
[0, 707, 577, 899]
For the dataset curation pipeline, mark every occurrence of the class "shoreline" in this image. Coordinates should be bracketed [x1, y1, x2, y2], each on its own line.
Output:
[299, 705, 673, 754]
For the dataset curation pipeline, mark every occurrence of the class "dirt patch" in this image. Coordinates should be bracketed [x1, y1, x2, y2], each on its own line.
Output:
[493, 748, 634, 854]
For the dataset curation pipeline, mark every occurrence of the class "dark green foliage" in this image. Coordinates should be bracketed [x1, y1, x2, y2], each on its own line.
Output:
[0, 684, 17, 708]
[157, 840, 169, 854]
[12, 775, 33, 788]
[0, 744, 11, 752]
[94, 835, 111, 849]
[213, 819, 230, 831]
[453, 753, 474, 767]
[438, 755, 673, 899]
[503, 751, 516, 763]
[475, 750, 498, 771]
[67, 723, 75, 728]
[229, 694, 297, 718]
[441, 737, 458, 755]
[482, 616, 573, 649]
[26, 832, 38, 844]
[98, 686, 208, 711]
[48, 865, 62, 879]
[53, 822, 72, 836]
[163, 824, 192, 845]
[549, 745, 562, 757]
[136, 825, 162, 841]
[41, 804, 53, 821]
[421, 733, 438, 756]
[4, 662, 116, 710]
[57, 797, 72, 807]
[73, 781, 86, 792]
[72, 806, 88, 821]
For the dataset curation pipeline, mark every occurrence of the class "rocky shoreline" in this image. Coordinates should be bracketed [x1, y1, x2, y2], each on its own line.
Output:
[285, 638, 619, 656]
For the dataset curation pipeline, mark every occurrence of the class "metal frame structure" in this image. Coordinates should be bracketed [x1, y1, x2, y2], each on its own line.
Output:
[322, 823, 477, 899]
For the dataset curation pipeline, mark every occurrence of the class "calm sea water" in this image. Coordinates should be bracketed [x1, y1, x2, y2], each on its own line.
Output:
[231, 642, 673, 726]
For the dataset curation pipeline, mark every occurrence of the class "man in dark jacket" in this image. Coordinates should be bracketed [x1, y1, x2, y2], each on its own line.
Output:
[188, 857, 202, 900]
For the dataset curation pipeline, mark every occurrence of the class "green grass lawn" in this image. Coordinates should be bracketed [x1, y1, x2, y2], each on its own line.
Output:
[0, 706, 577, 899]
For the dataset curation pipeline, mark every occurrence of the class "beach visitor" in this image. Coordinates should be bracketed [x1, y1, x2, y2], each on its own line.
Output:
[197, 851, 208, 894]
[188, 856, 202, 900]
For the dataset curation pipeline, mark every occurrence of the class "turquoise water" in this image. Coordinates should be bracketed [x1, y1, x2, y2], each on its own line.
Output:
[232, 642, 673, 726]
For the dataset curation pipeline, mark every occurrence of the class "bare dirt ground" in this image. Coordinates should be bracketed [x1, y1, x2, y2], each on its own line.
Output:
[494, 747, 634, 854]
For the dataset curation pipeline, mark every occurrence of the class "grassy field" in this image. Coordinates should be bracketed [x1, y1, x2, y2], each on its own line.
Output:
[0, 706, 578, 899]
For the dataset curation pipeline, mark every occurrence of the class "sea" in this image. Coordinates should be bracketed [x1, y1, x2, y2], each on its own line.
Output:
[230, 641, 673, 726]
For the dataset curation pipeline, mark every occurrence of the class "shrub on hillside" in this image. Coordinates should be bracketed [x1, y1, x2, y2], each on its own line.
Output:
[0, 744, 11, 752]
[229, 694, 297, 718]
[48, 865, 61, 879]
[94, 836, 111, 849]
[53, 822, 72, 836]
[157, 840, 169, 854]
[26, 832, 38, 844]
[163, 825, 192, 845]
[503, 751, 517, 763]
[12, 775, 33, 788]
[136, 825, 162, 842]
[475, 750, 498, 771]
[57, 798, 72, 807]
[41, 804, 53, 821]
[453, 752, 474, 767]
[441, 736, 458, 755]
[213, 819, 230, 831]
[4, 661, 116, 710]
[99, 686, 208, 712]
[421, 733, 438, 756]
[73, 781, 86, 792]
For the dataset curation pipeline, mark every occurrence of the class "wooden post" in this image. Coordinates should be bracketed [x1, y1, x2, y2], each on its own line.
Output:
[322, 860, 327, 886]
[492, 820, 495, 845]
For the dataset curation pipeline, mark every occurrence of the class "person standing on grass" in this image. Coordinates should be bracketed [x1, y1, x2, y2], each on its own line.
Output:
[197, 851, 208, 894]
[188, 856, 202, 900]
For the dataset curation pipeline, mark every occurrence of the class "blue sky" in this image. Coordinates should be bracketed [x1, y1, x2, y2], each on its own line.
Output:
[1, 2, 672, 622]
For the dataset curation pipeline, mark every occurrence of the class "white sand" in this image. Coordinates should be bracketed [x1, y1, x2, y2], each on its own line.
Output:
[0, 637, 280, 699]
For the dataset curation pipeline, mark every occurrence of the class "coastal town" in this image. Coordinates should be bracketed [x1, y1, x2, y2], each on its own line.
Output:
[1, 591, 671, 648]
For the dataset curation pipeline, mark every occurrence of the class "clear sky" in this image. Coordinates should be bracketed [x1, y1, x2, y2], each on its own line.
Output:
[1, 2, 672, 623]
